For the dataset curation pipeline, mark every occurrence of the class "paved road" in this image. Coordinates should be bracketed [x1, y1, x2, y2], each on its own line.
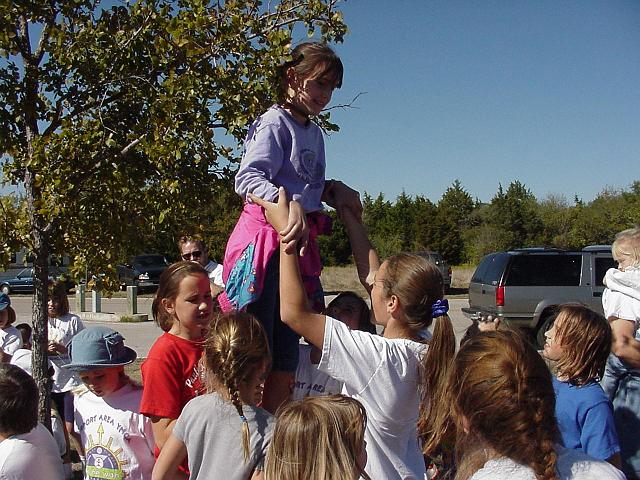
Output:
[10, 295, 472, 357]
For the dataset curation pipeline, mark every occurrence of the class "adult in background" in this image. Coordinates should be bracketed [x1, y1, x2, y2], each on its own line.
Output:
[178, 236, 224, 291]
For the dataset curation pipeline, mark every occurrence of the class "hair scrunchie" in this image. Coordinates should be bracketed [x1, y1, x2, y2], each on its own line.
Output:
[431, 299, 449, 318]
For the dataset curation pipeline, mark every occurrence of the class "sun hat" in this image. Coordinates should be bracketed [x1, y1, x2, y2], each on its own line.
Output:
[64, 326, 137, 371]
[0, 293, 11, 311]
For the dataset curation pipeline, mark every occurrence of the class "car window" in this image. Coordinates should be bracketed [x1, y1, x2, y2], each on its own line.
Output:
[595, 257, 616, 286]
[505, 254, 581, 287]
[471, 254, 493, 284]
[471, 253, 509, 285]
[17, 268, 33, 278]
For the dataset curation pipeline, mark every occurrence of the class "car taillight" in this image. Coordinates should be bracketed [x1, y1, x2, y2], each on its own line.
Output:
[496, 285, 505, 306]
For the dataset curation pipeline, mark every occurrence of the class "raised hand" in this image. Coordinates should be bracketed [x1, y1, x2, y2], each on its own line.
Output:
[249, 188, 309, 255]
[324, 180, 363, 223]
[249, 187, 290, 232]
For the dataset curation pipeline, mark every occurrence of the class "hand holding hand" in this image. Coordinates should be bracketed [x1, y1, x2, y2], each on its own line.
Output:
[325, 180, 363, 222]
[249, 188, 309, 255]
[249, 187, 290, 231]
[280, 200, 310, 255]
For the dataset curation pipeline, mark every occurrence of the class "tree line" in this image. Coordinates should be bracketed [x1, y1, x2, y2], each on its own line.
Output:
[319, 179, 640, 266]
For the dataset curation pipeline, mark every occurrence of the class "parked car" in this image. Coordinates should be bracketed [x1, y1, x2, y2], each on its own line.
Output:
[462, 246, 615, 347]
[117, 254, 170, 291]
[0, 266, 74, 294]
[414, 251, 452, 293]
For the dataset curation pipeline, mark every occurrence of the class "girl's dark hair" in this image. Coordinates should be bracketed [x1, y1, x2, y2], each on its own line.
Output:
[452, 330, 559, 480]
[205, 311, 271, 460]
[3, 306, 16, 327]
[152, 261, 209, 332]
[328, 291, 375, 334]
[278, 42, 343, 102]
[48, 282, 70, 317]
[15, 323, 32, 344]
[0, 363, 38, 435]
[553, 304, 611, 385]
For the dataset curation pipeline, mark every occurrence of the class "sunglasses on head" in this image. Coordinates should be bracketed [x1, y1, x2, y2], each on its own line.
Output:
[181, 250, 202, 261]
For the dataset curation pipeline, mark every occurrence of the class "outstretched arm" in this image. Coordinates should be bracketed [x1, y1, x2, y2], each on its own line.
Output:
[249, 189, 326, 349]
[340, 207, 379, 295]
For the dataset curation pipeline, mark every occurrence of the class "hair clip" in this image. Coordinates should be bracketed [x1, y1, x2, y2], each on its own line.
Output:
[431, 299, 449, 318]
[240, 414, 247, 423]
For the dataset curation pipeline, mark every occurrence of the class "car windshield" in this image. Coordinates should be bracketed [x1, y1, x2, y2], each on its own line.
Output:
[17, 268, 33, 278]
[416, 252, 444, 265]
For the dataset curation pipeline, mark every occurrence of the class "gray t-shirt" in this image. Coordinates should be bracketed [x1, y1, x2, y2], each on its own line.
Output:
[173, 392, 275, 480]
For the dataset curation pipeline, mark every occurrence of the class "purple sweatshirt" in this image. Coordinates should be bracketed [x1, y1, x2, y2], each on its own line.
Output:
[235, 104, 326, 213]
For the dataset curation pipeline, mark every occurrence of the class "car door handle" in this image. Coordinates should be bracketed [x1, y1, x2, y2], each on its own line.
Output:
[593, 291, 602, 297]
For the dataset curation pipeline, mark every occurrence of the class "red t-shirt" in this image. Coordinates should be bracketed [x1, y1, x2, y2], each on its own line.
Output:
[140, 332, 205, 470]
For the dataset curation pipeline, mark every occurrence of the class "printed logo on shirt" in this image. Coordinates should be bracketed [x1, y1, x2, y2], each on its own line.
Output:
[186, 363, 204, 395]
[295, 380, 326, 395]
[295, 148, 324, 183]
[85, 422, 127, 479]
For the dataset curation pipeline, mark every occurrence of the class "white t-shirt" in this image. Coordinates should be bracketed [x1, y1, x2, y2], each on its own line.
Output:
[603, 267, 640, 338]
[0, 423, 65, 479]
[293, 343, 343, 401]
[48, 313, 85, 392]
[73, 383, 155, 480]
[204, 260, 224, 287]
[0, 326, 22, 356]
[469, 446, 626, 479]
[318, 316, 427, 480]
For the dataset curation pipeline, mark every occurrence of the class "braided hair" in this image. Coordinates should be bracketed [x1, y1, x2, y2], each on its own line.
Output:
[451, 330, 559, 480]
[204, 311, 270, 460]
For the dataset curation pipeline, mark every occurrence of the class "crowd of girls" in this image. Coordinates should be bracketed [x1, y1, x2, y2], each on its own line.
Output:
[1, 40, 636, 480]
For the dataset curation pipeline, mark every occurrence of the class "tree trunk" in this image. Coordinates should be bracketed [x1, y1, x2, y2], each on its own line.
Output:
[31, 235, 52, 431]
[22, 51, 52, 430]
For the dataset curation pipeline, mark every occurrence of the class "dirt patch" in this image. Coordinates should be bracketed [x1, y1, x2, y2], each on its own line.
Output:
[321, 264, 476, 297]
[125, 358, 144, 384]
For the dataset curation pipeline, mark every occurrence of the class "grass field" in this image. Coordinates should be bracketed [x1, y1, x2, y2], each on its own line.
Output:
[320, 264, 475, 297]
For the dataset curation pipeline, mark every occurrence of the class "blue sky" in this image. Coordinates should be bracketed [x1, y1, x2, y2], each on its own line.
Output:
[3, 1, 639, 204]
[320, 1, 640, 203]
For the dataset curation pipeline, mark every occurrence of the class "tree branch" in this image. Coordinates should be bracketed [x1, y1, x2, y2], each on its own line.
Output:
[66, 135, 145, 191]
[16, 15, 33, 63]
[323, 91, 366, 112]
[34, 14, 56, 64]
[118, 8, 153, 50]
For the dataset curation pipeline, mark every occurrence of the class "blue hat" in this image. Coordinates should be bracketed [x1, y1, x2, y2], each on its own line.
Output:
[0, 293, 10, 311]
[64, 327, 137, 371]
